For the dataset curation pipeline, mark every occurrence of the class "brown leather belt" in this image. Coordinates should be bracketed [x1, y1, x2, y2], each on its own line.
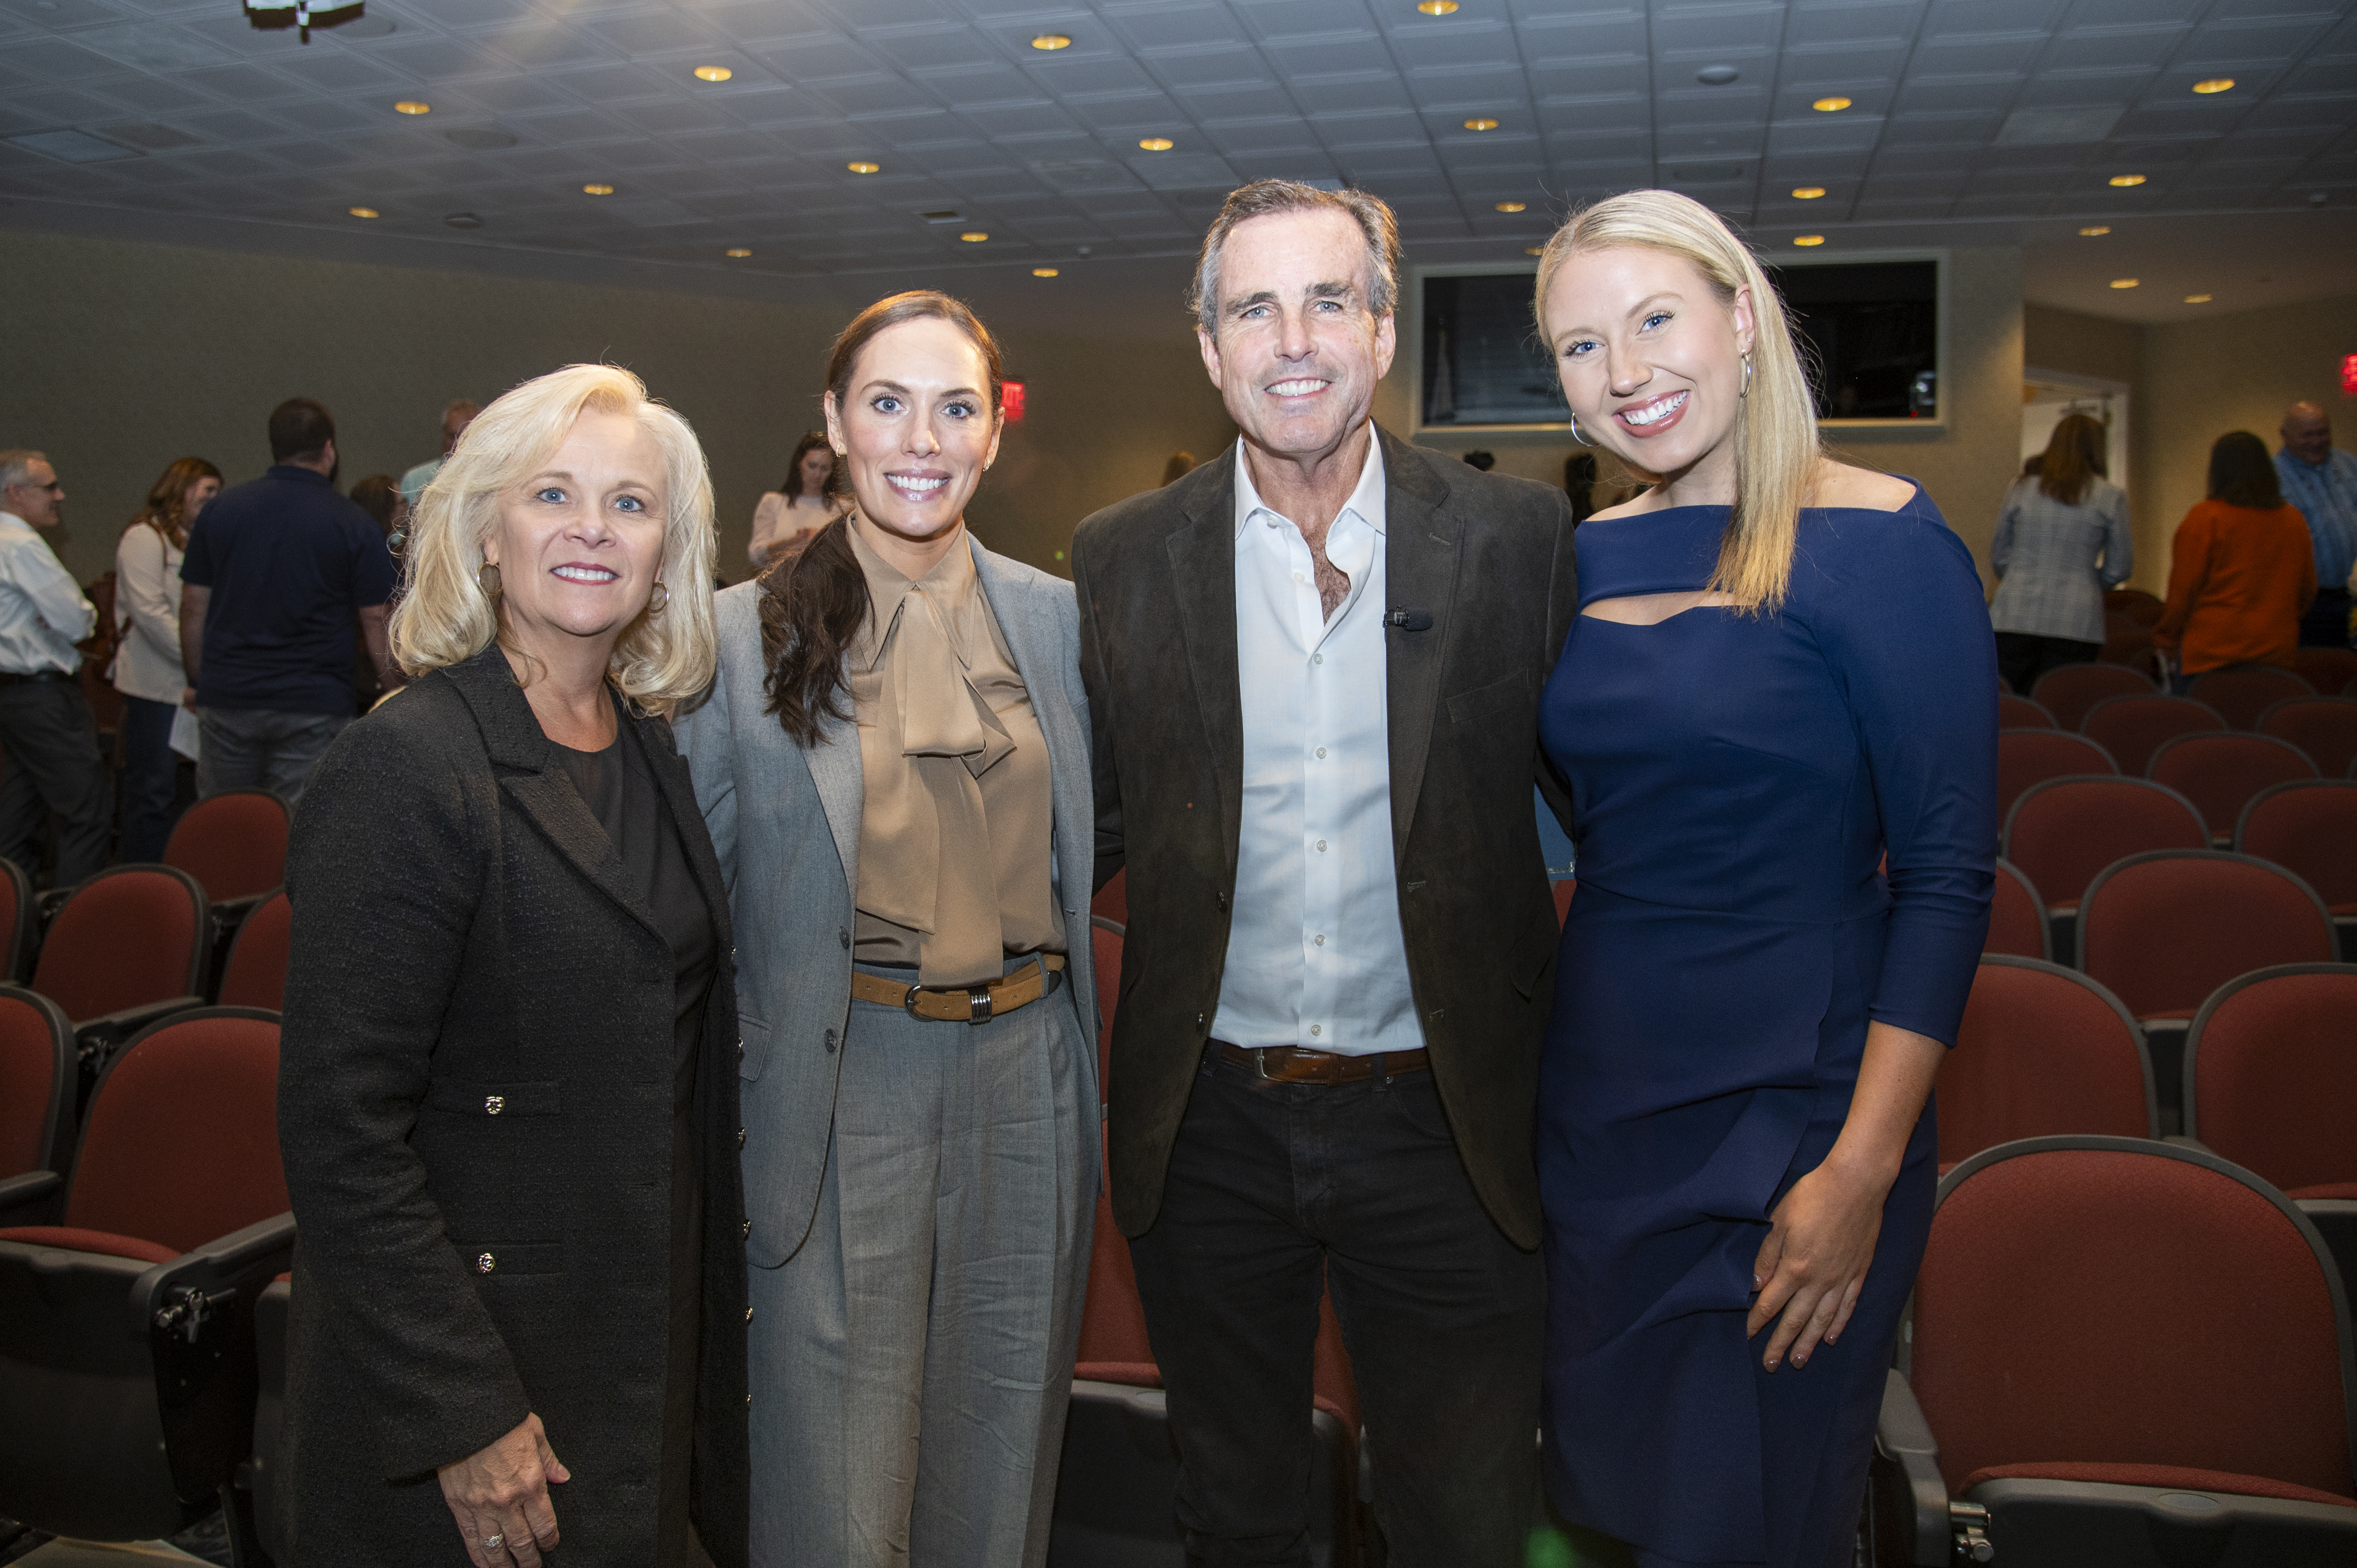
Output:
[1214, 1041, 1431, 1084]
[0, 670, 75, 686]
[850, 954, 1065, 1024]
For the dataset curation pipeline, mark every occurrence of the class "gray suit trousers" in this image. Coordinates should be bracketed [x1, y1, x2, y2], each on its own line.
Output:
[747, 959, 1097, 1567]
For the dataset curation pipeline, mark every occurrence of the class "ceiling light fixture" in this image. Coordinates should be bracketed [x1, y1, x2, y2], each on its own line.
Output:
[2108, 173, 2146, 186]
[1696, 65, 1739, 85]
[960, 231, 988, 242]
[348, 206, 379, 218]
[847, 161, 880, 173]
[2192, 78, 2234, 94]
[1463, 117, 1500, 131]
[1793, 234, 1825, 246]
[1525, 246, 1543, 256]
[726, 247, 752, 257]
[2184, 292, 2213, 303]
[1812, 97, 1851, 112]
[1138, 137, 1174, 151]
[1033, 267, 1060, 277]
[2110, 278, 2139, 289]
[394, 100, 431, 114]
[583, 183, 613, 195]
[1031, 33, 1071, 49]
[1495, 200, 1526, 212]
[1418, 1, 1460, 14]
[693, 65, 731, 82]
[2079, 225, 2111, 236]
[1791, 186, 1826, 199]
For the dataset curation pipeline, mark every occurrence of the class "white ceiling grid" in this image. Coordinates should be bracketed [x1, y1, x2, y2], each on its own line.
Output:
[0, 0, 2351, 302]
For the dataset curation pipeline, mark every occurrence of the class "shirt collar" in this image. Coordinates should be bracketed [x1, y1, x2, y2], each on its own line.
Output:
[269, 464, 334, 488]
[845, 517, 976, 670]
[0, 511, 35, 537]
[1233, 426, 1386, 542]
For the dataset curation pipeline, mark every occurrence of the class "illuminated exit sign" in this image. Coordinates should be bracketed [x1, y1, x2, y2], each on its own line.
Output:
[2343, 354, 2357, 396]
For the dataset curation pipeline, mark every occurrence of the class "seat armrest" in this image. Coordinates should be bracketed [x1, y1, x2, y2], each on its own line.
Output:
[128, 1211, 297, 1334]
[2162, 1135, 2209, 1151]
[0, 1169, 61, 1227]
[1874, 1370, 1951, 1567]
[74, 996, 205, 1057]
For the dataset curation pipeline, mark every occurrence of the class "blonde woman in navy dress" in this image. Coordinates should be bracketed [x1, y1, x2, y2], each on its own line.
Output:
[1530, 190, 1996, 1567]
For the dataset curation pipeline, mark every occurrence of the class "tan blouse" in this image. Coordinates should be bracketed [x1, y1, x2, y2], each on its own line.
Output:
[845, 521, 1065, 987]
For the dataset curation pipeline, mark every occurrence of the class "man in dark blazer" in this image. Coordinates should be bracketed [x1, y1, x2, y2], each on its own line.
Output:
[1072, 179, 1576, 1566]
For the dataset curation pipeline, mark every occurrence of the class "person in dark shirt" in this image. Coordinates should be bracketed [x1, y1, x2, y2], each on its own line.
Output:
[178, 397, 397, 807]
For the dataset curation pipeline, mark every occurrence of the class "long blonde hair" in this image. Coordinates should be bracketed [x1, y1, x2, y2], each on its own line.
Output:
[1534, 190, 1820, 613]
[392, 363, 718, 713]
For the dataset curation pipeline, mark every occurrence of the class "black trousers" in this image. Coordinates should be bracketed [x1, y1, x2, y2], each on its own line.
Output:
[2299, 587, 2353, 649]
[1992, 632, 2100, 698]
[0, 677, 111, 885]
[1127, 1045, 1546, 1568]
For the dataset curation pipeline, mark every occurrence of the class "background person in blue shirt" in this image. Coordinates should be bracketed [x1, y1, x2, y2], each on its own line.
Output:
[178, 398, 398, 808]
[2275, 400, 2357, 648]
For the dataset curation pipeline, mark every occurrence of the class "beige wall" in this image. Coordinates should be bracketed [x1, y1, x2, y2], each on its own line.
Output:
[2026, 293, 2357, 595]
[0, 228, 1233, 590]
[1385, 247, 2027, 588]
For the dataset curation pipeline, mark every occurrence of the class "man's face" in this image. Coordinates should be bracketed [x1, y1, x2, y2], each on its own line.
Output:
[5, 460, 63, 529]
[2283, 408, 2332, 466]
[1197, 209, 1396, 464]
[443, 408, 476, 456]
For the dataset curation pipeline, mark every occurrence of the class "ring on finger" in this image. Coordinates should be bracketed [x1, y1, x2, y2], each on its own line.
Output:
[483, 1534, 504, 1551]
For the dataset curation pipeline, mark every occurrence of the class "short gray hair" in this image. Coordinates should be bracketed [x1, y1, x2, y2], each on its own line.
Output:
[0, 450, 48, 495]
[1187, 180, 1400, 337]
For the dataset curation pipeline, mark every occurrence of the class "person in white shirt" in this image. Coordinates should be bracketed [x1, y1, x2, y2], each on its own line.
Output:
[398, 398, 481, 506]
[0, 450, 110, 885]
[1071, 181, 1577, 1566]
[744, 431, 840, 571]
[110, 456, 221, 862]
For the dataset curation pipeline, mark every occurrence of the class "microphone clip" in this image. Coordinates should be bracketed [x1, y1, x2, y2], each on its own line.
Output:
[1383, 606, 1433, 632]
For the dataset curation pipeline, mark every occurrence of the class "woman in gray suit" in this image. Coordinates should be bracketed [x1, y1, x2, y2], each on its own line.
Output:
[677, 290, 1097, 1567]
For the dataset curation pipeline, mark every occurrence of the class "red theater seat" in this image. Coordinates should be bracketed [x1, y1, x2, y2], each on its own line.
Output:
[218, 890, 292, 1010]
[2147, 731, 2317, 841]
[2187, 665, 2314, 731]
[1983, 860, 2048, 961]
[2237, 782, 2357, 938]
[2259, 695, 2357, 780]
[2002, 776, 2205, 917]
[0, 856, 29, 982]
[162, 789, 290, 909]
[1995, 694, 2054, 729]
[1996, 730, 2115, 820]
[30, 864, 208, 1028]
[2031, 662, 2154, 732]
[2183, 965, 2357, 1200]
[1090, 867, 1127, 925]
[0, 986, 71, 1189]
[2292, 646, 2357, 696]
[2078, 693, 2223, 777]
[1939, 958, 2154, 1170]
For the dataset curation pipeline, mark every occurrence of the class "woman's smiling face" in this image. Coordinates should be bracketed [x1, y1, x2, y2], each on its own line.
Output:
[1544, 245, 1753, 489]
[484, 406, 669, 657]
[825, 316, 1001, 549]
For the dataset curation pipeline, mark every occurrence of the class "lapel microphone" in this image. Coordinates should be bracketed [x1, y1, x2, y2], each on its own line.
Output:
[1384, 607, 1433, 632]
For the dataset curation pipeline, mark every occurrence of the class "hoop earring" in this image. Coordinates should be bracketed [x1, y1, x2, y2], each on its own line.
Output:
[477, 561, 502, 597]
[646, 580, 669, 615]
[1740, 351, 1754, 399]
[1568, 411, 1594, 449]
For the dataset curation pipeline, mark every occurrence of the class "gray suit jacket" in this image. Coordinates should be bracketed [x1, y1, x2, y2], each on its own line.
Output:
[677, 532, 1098, 1268]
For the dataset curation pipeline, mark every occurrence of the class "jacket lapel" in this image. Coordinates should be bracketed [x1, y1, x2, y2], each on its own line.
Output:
[1165, 447, 1245, 874]
[1377, 429, 1461, 859]
[802, 704, 862, 898]
[971, 535, 1086, 911]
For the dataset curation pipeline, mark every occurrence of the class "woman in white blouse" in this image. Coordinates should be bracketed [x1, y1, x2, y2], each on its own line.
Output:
[110, 456, 219, 861]
[745, 431, 840, 572]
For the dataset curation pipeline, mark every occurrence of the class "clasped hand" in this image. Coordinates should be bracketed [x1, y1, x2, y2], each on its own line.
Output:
[439, 1412, 569, 1567]
[1746, 1154, 1892, 1373]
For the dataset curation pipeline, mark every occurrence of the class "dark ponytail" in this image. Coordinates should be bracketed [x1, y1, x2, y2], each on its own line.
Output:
[760, 289, 1004, 747]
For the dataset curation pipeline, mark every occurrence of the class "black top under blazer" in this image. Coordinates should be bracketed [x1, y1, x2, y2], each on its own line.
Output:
[276, 646, 749, 1566]
[1073, 427, 1579, 1250]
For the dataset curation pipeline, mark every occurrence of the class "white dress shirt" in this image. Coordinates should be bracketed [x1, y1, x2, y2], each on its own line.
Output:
[1212, 433, 1421, 1058]
[0, 510, 94, 676]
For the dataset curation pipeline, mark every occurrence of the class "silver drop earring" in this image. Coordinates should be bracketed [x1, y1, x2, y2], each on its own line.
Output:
[1740, 351, 1754, 398]
[1568, 411, 1594, 448]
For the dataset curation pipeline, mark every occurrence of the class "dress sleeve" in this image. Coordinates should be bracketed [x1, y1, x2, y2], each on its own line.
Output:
[1809, 501, 1998, 1046]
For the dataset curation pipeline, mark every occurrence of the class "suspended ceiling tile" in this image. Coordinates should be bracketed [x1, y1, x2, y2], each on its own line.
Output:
[1653, 87, 1774, 126]
[81, 73, 212, 111]
[1647, 3, 1786, 55]
[1534, 98, 1649, 135]
[366, 37, 519, 80]
[1238, 0, 1384, 43]
[1022, 51, 1162, 94]
[1169, 82, 1295, 119]
[1787, 0, 1925, 48]
[2240, 93, 2357, 131]
[1514, 11, 1648, 61]
[1107, 3, 1255, 51]
[1143, 42, 1276, 89]
[1260, 34, 1392, 76]
[959, 99, 1086, 136]
[2066, 0, 2200, 25]
[1405, 64, 1531, 111]
[582, 9, 727, 56]
[1288, 73, 1406, 116]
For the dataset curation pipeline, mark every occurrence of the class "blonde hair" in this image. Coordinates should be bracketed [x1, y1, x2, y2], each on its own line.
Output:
[1534, 190, 1820, 613]
[391, 363, 717, 713]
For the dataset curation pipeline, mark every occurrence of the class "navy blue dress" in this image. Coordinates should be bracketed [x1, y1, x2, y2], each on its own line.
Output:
[1537, 489, 1996, 1568]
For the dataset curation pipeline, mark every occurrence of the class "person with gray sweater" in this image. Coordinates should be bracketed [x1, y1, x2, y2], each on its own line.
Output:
[1989, 412, 2133, 695]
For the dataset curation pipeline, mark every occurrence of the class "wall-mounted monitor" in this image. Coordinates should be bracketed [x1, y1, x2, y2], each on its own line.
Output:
[1408, 251, 1947, 436]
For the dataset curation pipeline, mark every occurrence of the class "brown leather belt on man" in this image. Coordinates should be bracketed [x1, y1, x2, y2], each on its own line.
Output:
[1213, 1041, 1431, 1084]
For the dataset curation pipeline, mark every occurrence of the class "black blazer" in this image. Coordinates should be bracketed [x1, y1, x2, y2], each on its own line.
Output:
[277, 646, 748, 1566]
[1073, 428, 1578, 1250]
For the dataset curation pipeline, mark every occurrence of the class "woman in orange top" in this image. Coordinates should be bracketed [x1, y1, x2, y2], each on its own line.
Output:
[2155, 430, 2316, 691]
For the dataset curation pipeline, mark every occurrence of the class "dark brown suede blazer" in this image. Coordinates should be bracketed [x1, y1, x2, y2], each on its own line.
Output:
[1073, 426, 1578, 1250]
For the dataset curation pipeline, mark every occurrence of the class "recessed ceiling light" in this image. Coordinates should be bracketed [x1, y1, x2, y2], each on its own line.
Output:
[2108, 173, 2146, 186]
[1030, 33, 1071, 49]
[393, 100, 430, 115]
[1417, 0, 1459, 13]
[1138, 137, 1174, 151]
[1033, 267, 1060, 277]
[847, 161, 880, 174]
[2192, 78, 2234, 94]
[1495, 200, 1527, 213]
[2110, 278, 2140, 289]
[1525, 246, 1543, 255]
[2079, 225, 2112, 236]
[726, 247, 752, 258]
[2184, 293, 2213, 303]
[583, 183, 613, 195]
[960, 231, 988, 242]
[347, 206, 379, 218]
[693, 65, 731, 82]
[1793, 234, 1826, 246]
[1463, 117, 1500, 131]
[1791, 186, 1826, 199]
[1812, 97, 1852, 112]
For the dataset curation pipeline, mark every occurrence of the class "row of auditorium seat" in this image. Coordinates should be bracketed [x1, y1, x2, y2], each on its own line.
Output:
[2002, 687, 2357, 776]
